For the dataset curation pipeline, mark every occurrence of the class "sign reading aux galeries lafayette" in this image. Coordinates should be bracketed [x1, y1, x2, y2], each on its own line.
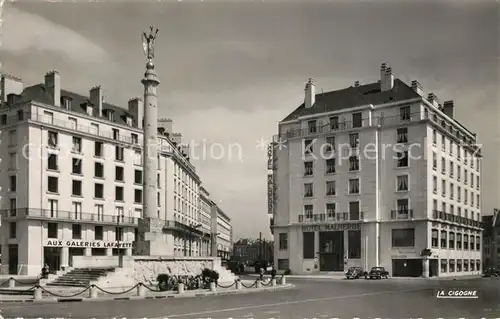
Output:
[303, 223, 362, 232]
[45, 240, 133, 249]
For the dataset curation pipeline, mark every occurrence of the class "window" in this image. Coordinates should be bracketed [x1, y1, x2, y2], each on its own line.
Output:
[330, 116, 339, 130]
[352, 112, 362, 128]
[134, 169, 143, 184]
[449, 182, 454, 199]
[115, 207, 124, 221]
[304, 205, 313, 217]
[441, 135, 446, 151]
[464, 234, 469, 250]
[95, 204, 104, 221]
[349, 156, 359, 171]
[396, 175, 408, 191]
[131, 133, 138, 144]
[134, 189, 143, 203]
[348, 230, 361, 258]
[395, 150, 409, 168]
[449, 232, 455, 249]
[400, 106, 410, 121]
[470, 259, 474, 271]
[94, 183, 104, 199]
[449, 162, 454, 177]
[115, 227, 124, 241]
[72, 180, 82, 196]
[112, 128, 119, 140]
[471, 193, 474, 206]
[9, 175, 16, 192]
[431, 229, 438, 247]
[48, 131, 58, 147]
[457, 259, 462, 272]
[476, 236, 480, 250]
[115, 186, 124, 201]
[457, 167, 461, 180]
[72, 137, 82, 153]
[94, 162, 104, 178]
[348, 179, 359, 194]
[397, 127, 408, 143]
[303, 232, 315, 259]
[457, 233, 462, 249]
[72, 224, 82, 239]
[457, 145, 461, 160]
[325, 159, 335, 174]
[304, 139, 314, 155]
[9, 198, 16, 216]
[464, 189, 468, 204]
[73, 202, 82, 219]
[9, 153, 17, 170]
[304, 161, 313, 176]
[9, 222, 16, 239]
[432, 130, 437, 144]
[440, 230, 447, 248]
[48, 223, 58, 239]
[450, 141, 454, 155]
[134, 150, 142, 165]
[477, 176, 479, 189]
[397, 198, 409, 215]
[449, 259, 455, 272]
[115, 166, 124, 181]
[48, 199, 58, 217]
[442, 180, 446, 197]
[115, 146, 124, 161]
[391, 228, 415, 247]
[277, 259, 289, 271]
[476, 194, 480, 208]
[441, 259, 447, 273]
[349, 133, 359, 148]
[471, 173, 474, 187]
[464, 259, 469, 272]
[304, 183, 313, 197]
[95, 226, 103, 240]
[307, 120, 317, 134]
[432, 153, 437, 170]
[326, 181, 336, 196]
[48, 154, 58, 170]
[279, 233, 288, 250]
[349, 201, 360, 220]
[94, 142, 103, 157]
[47, 176, 58, 193]
[325, 136, 335, 153]
[433, 176, 437, 193]
[326, 203, 336, 219]
[72, 158, 82, 174]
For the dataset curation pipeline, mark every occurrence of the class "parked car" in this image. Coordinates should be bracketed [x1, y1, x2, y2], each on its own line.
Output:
[482, 267, 500, 277]
[345, 267, 365, 279]
[366, 266, 389, 279]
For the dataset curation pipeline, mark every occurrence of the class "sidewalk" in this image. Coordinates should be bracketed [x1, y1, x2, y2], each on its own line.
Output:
[248, 274, 484, 281]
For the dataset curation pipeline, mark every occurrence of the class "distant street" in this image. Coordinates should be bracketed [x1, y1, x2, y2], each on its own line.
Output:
[1, 277, 499, 318]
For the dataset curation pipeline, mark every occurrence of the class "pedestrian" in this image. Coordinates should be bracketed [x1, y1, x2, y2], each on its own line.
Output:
[270, 266, 276, 280]
[259, 266, 264, 281]
[41, 263, 49, 279]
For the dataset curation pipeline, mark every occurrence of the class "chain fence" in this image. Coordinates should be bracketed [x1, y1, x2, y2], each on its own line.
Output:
[215, 280, 236, 289]
[0, 277, 39, 287]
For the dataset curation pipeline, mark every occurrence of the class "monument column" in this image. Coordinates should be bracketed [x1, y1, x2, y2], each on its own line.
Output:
[135, 26, 169, 256]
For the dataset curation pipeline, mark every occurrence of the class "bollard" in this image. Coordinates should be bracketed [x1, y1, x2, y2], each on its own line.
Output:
[137, 283, 146, 297]
[209, 282, 216, 292]
[271, 278, 277, 287]
[8, 277, 15, 288]
[89, 285, 98, 299]
[33, 287, 43, 301]
[235, 280, 242, 290]
[256, 280, 262, 288]
[280, 275, 287, 285]
[177, 283, 185, 294]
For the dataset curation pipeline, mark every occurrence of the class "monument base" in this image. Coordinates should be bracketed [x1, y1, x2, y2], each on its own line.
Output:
[135, 217, 170, 256]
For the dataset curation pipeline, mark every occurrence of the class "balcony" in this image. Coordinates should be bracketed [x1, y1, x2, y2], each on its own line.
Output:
[298, 212, 364, 223]
[432, 210, 482, 228]
[163, 220, 203, 236]
[278, 119, 373, 140]
[390, 209, 414, 220]
[1, 208, 137, 226]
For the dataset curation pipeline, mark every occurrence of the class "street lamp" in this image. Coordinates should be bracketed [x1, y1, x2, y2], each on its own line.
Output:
[188, 223, 202, 257]
[117, 213, 124, 267]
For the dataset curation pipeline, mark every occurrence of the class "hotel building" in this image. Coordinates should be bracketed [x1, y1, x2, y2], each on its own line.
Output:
[0, 72, 231, 275]
[271, 64, 483, 277]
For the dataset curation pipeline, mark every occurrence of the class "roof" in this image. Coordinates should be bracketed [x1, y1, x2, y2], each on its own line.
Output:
[18, 83, 133, 127]
[281, 79, 420, 122]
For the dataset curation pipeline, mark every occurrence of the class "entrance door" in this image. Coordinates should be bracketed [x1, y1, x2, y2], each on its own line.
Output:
[68, 248, 85, 267]
[319, 231, 344, 271]
[44, 247, 61, 274]
[429, 259, 438, 277]
[8, 244, 18, 275]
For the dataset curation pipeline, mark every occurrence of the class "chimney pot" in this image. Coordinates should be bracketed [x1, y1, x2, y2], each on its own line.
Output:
[44, 70, 61, 107]
[443, 100, 455, 118]
[354, 81, 360, 87]
[411, 80, 423, 96]
[90, 86, 103, 117]
[381, 65, 394, 91]
[304, 78, 316, 108]
[128, 97, 144, 129]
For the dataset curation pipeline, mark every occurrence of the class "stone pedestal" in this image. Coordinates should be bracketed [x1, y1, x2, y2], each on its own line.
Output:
[135, 217, 169, 256]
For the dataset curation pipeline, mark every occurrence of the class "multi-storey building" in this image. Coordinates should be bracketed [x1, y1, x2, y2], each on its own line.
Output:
[214, 206, 232, 261]
[198, 186, 213, 256]
[483, 209, 499, 270]
[0, 71, 209, 275]
[272, 63, 483, 277]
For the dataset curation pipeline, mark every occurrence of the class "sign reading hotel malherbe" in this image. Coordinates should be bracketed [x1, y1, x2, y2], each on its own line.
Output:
[45, 240, 133, 249]
[302, 223, 362, 232]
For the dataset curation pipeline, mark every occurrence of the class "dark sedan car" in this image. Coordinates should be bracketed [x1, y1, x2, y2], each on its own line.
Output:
[366, 266, 389, 279]
[345, 267, 365, 279]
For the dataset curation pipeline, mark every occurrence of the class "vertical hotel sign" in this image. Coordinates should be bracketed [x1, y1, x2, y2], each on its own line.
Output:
[267, 143, 274, 215]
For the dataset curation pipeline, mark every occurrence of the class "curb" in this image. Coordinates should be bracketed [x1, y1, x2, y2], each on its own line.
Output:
[0, 284, 295, 304]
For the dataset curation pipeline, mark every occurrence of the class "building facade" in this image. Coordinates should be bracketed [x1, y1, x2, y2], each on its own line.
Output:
[0, 72, 231, 275]
[213, 205, 232, 261]
[198, 186, 213, 257]
[272, 64, 483, 277]
[233, 238, 273, 263]
[482, 209, 499, 270]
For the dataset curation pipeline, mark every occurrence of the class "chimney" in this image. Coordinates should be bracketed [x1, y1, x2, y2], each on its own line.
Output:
[304, 78, 315, 108]
[427, 93, 439, 108]
[380, 63, 387, 84]
[6, 93, 17, 106]
[411, 80, 423, 96]
[443, 100, 455, 118]
[1, 74, 23, 102]
[180, 144, 190, 158]
[158, 118, 173, 135]
[381, 66, 394, 91]
[90, 86, 103, 117]
[354, 81, 360, 87]
[44, 71, 61, 107]
[171, 132, 182, 145]
[128, 97, 144, 129]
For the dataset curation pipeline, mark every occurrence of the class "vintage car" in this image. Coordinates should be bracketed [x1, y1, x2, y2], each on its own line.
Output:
[366, 266, 389, 279]
[345, 267, 365, 279]
[482, 267, 500, 277]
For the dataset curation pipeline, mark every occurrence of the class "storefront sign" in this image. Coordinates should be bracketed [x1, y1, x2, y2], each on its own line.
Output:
[302, 223, 361, 232]
[267, 173, 274, 214]
[267, 144, 273, 170]
[45, 240, 133, 249]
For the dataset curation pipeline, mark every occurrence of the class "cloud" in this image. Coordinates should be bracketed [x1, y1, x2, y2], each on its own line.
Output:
[2, 7, 109, 64]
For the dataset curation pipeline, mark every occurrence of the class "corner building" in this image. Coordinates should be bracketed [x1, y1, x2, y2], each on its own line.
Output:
[272, 64, 483, 277]
[0, 72, 215, 275]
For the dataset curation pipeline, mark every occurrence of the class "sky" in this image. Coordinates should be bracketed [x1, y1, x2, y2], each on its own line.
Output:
[2, 0, 499, 240]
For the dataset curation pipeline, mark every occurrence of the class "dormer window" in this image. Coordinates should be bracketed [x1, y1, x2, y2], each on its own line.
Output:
[125, 115, 133, 126]
[86, 105, 93, 116]
[61, 96, 72, 110]
[105, 109, 115, 122]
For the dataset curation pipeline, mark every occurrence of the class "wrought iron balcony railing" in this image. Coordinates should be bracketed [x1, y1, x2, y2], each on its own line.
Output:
[298, 212, 364, 223]
[1, 208, 138, 226]
[432, 210, 482, 228]
[163, 220, 203, 236]
[390, 209, 414, 219]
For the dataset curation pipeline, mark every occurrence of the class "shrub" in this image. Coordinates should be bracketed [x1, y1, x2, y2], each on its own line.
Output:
[201, 268, 219, 283]
[284, 268, 291, 275]
[157, 274, 170, 291]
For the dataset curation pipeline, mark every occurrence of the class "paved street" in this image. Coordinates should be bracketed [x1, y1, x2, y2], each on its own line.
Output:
[1, 277, 499, 318]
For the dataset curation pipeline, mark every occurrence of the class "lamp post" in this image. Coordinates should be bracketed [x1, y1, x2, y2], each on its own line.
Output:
[188, 223, 202, 257]
[117, 213, 124, 267]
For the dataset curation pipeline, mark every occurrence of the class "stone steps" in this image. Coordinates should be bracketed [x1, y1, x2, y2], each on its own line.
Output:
[47, 267, 116, 287]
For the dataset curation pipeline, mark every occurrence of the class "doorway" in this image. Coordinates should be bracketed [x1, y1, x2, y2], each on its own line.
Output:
[44, 247, 61, 274]
[319, 231, 344, 271]
[429, 259, 438, 277]
[68, 248, 85, 267]
[8, 244, 18, 275]
[392, 259, 423, 277]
